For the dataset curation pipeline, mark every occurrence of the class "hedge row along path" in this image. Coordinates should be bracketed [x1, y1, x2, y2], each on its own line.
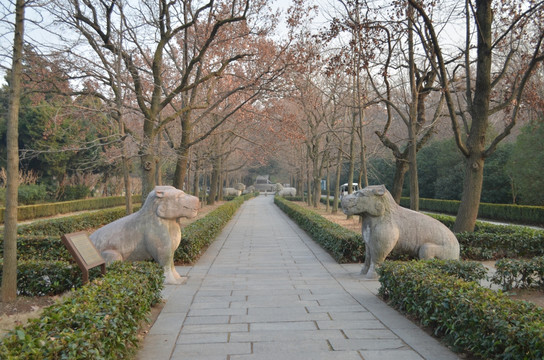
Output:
[137, 195, 458, 360]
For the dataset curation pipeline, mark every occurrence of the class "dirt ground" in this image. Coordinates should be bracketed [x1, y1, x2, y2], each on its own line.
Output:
[0, 201, 224, 338]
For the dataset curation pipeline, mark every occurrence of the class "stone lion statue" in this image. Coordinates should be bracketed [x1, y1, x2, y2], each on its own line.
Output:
[277, 187, 296, 197]
[223, 187, 242, 197]
[341, 185, 459, 279]
[234, 183, 246, 191]
[90, 186, 200, 284]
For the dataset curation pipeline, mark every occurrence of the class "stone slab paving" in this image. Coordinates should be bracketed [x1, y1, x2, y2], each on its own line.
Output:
[137, 195, 460, 360]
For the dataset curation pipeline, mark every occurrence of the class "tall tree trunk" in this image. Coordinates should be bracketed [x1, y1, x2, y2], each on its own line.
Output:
[358, 125, 368, 188]
[116, 9, 132, 215]
[173, 146, 189, 190]
[208, 154, 221, 205]
[332, 145, 343, 214]
[348, 109, 356, 194]
[391, 159, 409, 203]
[326, 157, 330, 212]
[155, 158, 162, 186]
[193, 157, 200, 198]
[408, 7, 419, 211]
[2, 0, 25, 303]
[173, 114, 192, 190]
[141, 141, 157, 199]
[453, 0, 492, 232]
[121, 136, 133, 214]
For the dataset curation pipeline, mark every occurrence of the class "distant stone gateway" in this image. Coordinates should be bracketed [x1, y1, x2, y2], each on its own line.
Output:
[341, 185, 460, 279]
[90, 186, 200, 284]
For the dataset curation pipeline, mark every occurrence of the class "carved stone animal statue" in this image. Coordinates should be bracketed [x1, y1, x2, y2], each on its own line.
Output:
[243, 185, 256, 194]
[90, 186, 200, 284]
[278, 187, 296, 197]
[234, 183, 246, 191]
[274, 183, 284, 192]
[341, 185, 459, 279]
[223, 187, 242, 197]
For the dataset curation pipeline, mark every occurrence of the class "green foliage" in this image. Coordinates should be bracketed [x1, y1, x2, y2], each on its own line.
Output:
[274, 196, 364, 263]
[284, 196, 303, 202]
[507, 121, 544, 206]
[367, 158, 396, 190]
[426, 213, 544, 260]
[59, 185, 91, 201]
[17, 184, 48, 205]
[378, 261, 544, 360]
[0, 195, 142, 224]
[481, 144, 514, 204]
[174, 193, 256, 263]
[0, 261, 164, 359]
[417, 138, 464, 200]
[456, 228, 544, 260]
[0, 236, 70, 261]
[400, 197, 544, 226]
[491, 257, 544, 290]
[0, 260, 103, 296]
[415, 138, 514, 203]
[11, 205, 139, 237]
[420, 259, 488, 283]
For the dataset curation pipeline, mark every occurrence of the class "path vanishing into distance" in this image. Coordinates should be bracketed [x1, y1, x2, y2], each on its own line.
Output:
[137, 195, 460, 360]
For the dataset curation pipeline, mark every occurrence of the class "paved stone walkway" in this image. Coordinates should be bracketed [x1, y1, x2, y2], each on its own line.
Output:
[137, 195, 460, 360]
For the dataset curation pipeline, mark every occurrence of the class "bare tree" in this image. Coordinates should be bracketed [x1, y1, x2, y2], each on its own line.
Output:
[409, 0, 544, 232]
[49, 0, 252, 197]
[2, 0, 25, 303]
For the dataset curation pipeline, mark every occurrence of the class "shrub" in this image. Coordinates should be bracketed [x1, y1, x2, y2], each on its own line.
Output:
[17, 184, 48, 205]
[59, 185, 91, 201]
[0, 261, 163, 359]
[427, 213, 544, 260]
[0, 236, 70, 261]
[274, 196, 364, 263]
[401, 197, 544, 226]
[421, 259, 488, 283]
[378, 261, 544, 360]
[491, 257, 544, 290]
[456, 228, 544, 260]
[0, 195, 142, 224]
[13, 206, 137, 237]
[0, 259, 103, 296]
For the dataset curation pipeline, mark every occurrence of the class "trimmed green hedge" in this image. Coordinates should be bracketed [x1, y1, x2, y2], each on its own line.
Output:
[175, 193, 257, 263]
[420, 259, 488, 283]
[13, 206, 139, 237]
[400, 197, 544, 226]
[0, 261, 163, 359]
[427, 213, 544, 260]
[274, 196, 364, 263]
[378, 261, 544, 360]
[0, 259, 104, 296]
[0, 195, 141, 224]
[0, 236, 70, 261]
[491, 257, 544, 290]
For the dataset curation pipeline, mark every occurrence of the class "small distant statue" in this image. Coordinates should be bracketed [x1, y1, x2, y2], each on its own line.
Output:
[277, 187, 296, 197]
[234, 183, 246, 192]
[243, 185, 256, 194]
[90, 186, 200, 284]
[223, 187, 242, 197]
[341, 185, 459, 279]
